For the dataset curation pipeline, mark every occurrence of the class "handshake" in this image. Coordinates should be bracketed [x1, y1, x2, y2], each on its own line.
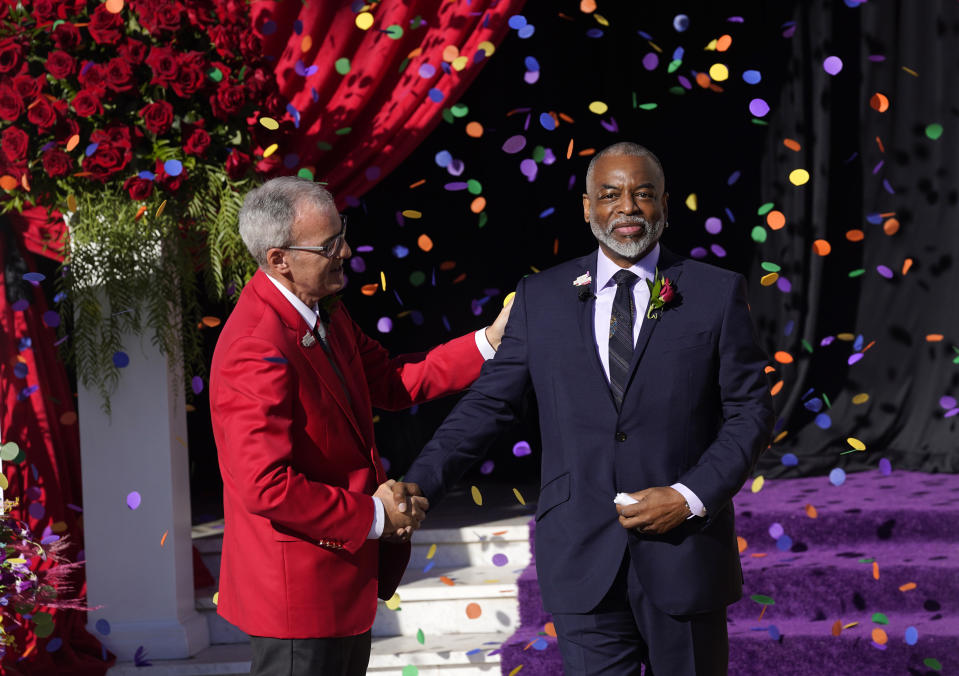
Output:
[374, 479, 430, 543]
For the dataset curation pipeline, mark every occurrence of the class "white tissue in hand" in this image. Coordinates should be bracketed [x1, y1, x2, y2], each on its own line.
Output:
[613, 492, 639, 506]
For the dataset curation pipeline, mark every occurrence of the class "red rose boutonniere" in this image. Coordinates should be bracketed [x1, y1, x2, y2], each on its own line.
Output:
[646, 268, 677, 319]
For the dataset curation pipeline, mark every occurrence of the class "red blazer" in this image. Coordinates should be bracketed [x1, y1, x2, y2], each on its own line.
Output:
[210, 270, 484, 638]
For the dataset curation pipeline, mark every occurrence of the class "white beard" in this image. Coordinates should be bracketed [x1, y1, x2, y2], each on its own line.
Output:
[590, 214, 664, 260]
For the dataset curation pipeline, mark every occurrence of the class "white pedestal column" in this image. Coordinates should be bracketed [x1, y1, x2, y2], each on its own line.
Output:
[77, 331, 209, 661]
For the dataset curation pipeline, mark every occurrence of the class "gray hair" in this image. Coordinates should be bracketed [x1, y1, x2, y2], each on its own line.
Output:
[585, 142, 665, 194]
[238, 176, 337, 267]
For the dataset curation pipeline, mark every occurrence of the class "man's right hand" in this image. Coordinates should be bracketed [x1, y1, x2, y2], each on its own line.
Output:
[375, 480, 430, 541]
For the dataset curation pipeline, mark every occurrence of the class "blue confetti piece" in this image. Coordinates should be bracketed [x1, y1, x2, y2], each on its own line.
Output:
[508, 15, 527, 29]
[260, 19, 277, 35]
[42, 310, 60, 328]
[113, 351, 130, 368]
[293, 19, 303, 34]
[53, 291, 67, 303]
[853, 334, 864, 351]
[672, 15, 689, 32]
[286, 103, 301, 128]
[532, 637, 549, 650]
[517, 24, 535, 39]
[428, 87, 444, 102]
[865, 212, 883, 225]
[539, 112, 556, 130]
[776, 535, 793, 551]
[781, 453, 798, 466]
[465, 648, 482, 656]
[13, 362, 28, 379]
[784, 319, 795, 336]
[138, 170, 156, 181]
[164, 159, 183, 177]
[743, 70, 762, 84]
[23, 272, 45, 283]
[392, 245, 410, 258]
[263, 356, 288, 364]
[539, 207, 555, 218]
[524, 56, 540, 72]
[904, 626, 918, 645]
[768, 625, 781, 640]
[12, 298, 29, 311]
[434, 150, 453, 168]
[586, 28, 603, 38]
[672, 46, 685, 60]
[637, 30, 653, 39]
[17, 384, 39, 401]
[311, 87, 319, 102]
[85, 142, 99, 157]
[804, 398, 823, 412]
[829, 467, 846, 486]
[814, 413, 831, 429]
[727, 171, 741, 186]
[46, 637, 63, 652]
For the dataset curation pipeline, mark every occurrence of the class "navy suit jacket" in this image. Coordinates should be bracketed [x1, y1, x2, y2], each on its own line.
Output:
[405, 245, 774, 616]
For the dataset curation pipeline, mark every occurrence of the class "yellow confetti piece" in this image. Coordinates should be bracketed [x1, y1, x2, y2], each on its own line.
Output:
[805, 504, 818, 518]
[685, 193, 698, 211]
[263, 143, 279, 158]
[513, 488, 526, 505]
[477, 40, 496, 57]
[452, 56, 468, 71]
[843, 622, 859, 629]
[901, 66, 918, 76]
[509, 666, 525, 676]
[51, 520, 67, 533]
[0, 475, 7, 491]
[750, 476, 765, 493]
[155, 199, 168, 218]
[789, 168, 810, 186]
[594, 13, 609, 27]
[836, 332, 856, 341]
[426, 544, 437, 560]
[471, 485, 483, 506]
[402, 209, 423, 219]
[385, 593, 401, 610]
[852, 393, 870, 405]
[773, 430, 789, 443]
[212, 592, 218, 606]
[67, 194, 78, 212]
[355, 12, 374, 30]
[708, 63, 729, 81]
[160, 530, 168, 547]
[847, 437, 866, 451]
[504, 291, 516, 307]
[648, 41, 662, 53]
[6, 558, 25, 565]
[380, 270, 387, 292]
[760, 272, 779, 286]
[704, 38, 718, 51]
[259, 117, 280, 130]
[588, 100, 609, 115]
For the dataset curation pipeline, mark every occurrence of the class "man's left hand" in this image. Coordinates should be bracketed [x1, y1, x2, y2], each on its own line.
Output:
[484, 296, 514, 351]
[616, 486, 690, 535]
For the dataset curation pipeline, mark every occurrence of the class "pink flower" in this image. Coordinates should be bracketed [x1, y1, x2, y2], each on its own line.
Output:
[659, 278, 675, 304]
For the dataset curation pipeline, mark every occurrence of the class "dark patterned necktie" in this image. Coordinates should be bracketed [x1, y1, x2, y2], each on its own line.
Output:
[608, 269, 638, 409]
[312, 321, 352, 406]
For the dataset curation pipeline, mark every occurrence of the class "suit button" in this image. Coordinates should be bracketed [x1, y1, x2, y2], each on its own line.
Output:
[616, 432, 627, 442]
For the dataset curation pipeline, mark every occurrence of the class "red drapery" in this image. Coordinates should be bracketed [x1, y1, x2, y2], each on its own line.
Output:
[251, 0, 525, 207]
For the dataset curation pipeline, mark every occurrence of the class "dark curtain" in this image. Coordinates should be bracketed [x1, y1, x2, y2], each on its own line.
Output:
[752, 0, 959, 476]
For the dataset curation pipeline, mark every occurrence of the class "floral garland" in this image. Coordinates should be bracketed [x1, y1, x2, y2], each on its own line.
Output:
[0, 0, 291, 406]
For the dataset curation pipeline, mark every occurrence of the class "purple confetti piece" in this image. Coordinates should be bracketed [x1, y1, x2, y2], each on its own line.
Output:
[690, 247, 707, 259]
[820, 336, 835, 346]
[126, 491, 141, 510]
[376, 317, 393, 333]
[512, 441, 532, 457]
[882, 178, 895, 194]
[823, 56, 843, 75]
[642, 53, 659, 70]
[444, 182, 468, 191]
[350, 257, 366, 273]
[28, 502, 45, 520]
[480, 460, 494, 475]
[677, 75, 692, 90]
[364, 166, 381, 181]
[493, 553, 509, 567]
[418, 63, 436, 78]
[355, 245, 374, 253]
[776, 277, 792, 293]
[543, 148, 557, 165]
[876, 265, 893, 278]
[502, 135, 527, 154]
[749, 98, 770, 117]
[191, 376, 204, 395]
[940, 396, 957, 410]
[705, 217, 722, 234]
[710, 244, 727, 258]
[768, 522, 784, 539]
[848, 353, 864, 365]
[600, 117, 619, 133]
[17, 384, 39, 401]
[872, 159, 884, 174]
[878, 458, 892, 475]
[520, 158, 538, 181]
[524, 70, 540, 84]
[447, 159, 465, 176]
[43, 310, 60, 327]
[944, 408, 959, 418]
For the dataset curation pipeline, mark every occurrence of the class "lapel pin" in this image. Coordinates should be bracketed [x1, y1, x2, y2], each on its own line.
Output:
[301, 331, 316, 348]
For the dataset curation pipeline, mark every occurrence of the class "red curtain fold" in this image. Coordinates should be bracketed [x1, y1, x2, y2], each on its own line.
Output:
[251, 0, 526, 207]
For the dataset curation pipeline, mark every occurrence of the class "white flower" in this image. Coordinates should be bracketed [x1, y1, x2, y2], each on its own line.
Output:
[573, 272, 592, 287]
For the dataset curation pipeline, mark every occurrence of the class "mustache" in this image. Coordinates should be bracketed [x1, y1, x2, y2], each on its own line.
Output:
[605, 216, 652, 234]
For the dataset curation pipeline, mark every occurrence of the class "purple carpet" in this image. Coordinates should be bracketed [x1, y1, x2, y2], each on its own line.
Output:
[501, 470, 959, 675]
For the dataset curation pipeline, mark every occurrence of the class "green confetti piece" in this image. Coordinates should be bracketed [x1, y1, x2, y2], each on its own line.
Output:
[385, 24, 404, 39]
[467, 179, 482, 195]
[409, 271, 426, 287]
[411, 16, 425, 29]
[334, 58, 351, 75]
[451, 103, 469, 118]
[760, 262, 781, 272]
[316, 141, 332, 151]
[208, 67, 223, 82]
[398, 58, 410, 74]
[750, 226, 768, 243]
[823, 393, 831, 408]
[639, 103, 658, 110]
[757, 202, 775, 216]
[848, 269, 865, 278]
[858, 557, 876, 564]
[872, 612, 889, 624]
[32, 612, 53, 626]
[632, 91, 637, 108]
[1, 442, 19, 461]
[478, 212, 488, 228]
[750, 594, 775, 606]
[441, 108, 455, 124]
[667, 59, 682, 73]
[334, 127, 352, 136]
[296, 168, 314, 181]
[801, 339, 813, 353]
[416, 628, 425, 644]
[751, 118, 769, 126]
[532, 145, 546, 162]
[668, 86, 686, 96]
[925, 123, 943, 140]
[33, 621, 54, 639]
[924, 658, 942, 671]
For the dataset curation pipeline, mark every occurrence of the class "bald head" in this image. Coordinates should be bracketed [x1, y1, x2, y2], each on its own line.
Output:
[586, 142, 665, 194]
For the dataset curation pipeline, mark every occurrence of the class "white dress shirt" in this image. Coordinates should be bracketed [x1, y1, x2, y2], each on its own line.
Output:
[265, 273, 497, 538]
[592, 247, 706, 518]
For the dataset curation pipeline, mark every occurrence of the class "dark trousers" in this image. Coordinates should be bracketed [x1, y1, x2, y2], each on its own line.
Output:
[248, 632, 371, 676]
[551, 551, 728, 676]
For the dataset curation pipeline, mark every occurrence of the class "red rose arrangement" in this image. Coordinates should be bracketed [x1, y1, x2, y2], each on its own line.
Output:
[646, 270, 679, 319]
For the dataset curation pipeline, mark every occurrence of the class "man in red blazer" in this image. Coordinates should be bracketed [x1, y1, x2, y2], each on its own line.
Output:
[210, 176, 511, 676]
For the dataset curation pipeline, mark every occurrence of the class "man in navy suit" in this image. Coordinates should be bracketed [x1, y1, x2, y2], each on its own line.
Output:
[405, 142, 774, 675]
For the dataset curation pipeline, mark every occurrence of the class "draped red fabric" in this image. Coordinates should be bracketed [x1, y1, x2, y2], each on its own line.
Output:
[1, 208, 114, 674]
[250, 0, 526, 207]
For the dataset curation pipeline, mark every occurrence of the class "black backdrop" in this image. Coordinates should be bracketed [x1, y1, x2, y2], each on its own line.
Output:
[188, 0, 959, 519]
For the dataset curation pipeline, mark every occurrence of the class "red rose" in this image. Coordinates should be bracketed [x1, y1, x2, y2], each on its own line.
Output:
[52, 23, 83, 51]
[54, 108, 79, 145]
[77, 62, 108, 94]
[31, 0, 57, 22]
[1, 126, 28, 162]
[183, 127, 210, 156]
[13, 75, 42, 100]
[83, 128, 132, 181]
[91, 125, 132, 150]
[41, 148, 72, 177]
[208, 25, 239, 58]
[71, 89, 102, 117]
[224, 149, 250, 179]
[0, 39, 22, 74]
[172, 55, 206, 98]
[659, 279, 675, 303]
[118, 39, 148, 65]
[123, 175, 153, 201]
[0, 84, 23, 121]
[209, 83, 245, 119]
[185, 2, 215, 28]
[152, 1, 183, 33]
[87, 4, 123, 44]
[140, 101, 174, 134]
[239, 31, 262, 62]
[104, 58, 135, 92]
[154, 157, 186, 191]
[27, 97, 57, 131]
[46, 50, 75, 79]
[146, 46, 178, 87]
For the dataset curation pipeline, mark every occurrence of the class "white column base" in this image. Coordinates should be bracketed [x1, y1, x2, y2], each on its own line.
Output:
[97, 613, 210, 662]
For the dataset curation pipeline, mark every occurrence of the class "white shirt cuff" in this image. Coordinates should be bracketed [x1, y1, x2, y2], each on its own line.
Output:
[368, 496, 385, 538]
[670, 483, 706, 519]
[474, 329, 497, 360]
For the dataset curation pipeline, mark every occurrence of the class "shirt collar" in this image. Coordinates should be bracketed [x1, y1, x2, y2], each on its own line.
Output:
[265, 272, 319, 329]
[596, 242, 661, 290]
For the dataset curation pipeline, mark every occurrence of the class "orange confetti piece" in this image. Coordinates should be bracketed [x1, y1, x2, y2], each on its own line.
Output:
[812, 239, 831, 256]
[846, 229, 864, 242]
[883, 218, 899, 235]
[902, 258, 913, 275]
[770, 380, 784, 396]
[764, 365, 777, 374]
[758, 605, 767, 621]
[442, 45, 459, 62]
[453, 272, 467, 284]
[66, 134, 80, 151]
[579, 0, 596, 12]
[805, 504, 818, 518]
[899, 582, 917, 592]
[470, 196, 487, 214]
[869, 92, 889, 112]
[872, 561, 880, 580]
[577, 148, 595, 156]
[409, 179, 426, 189]
[545, 621, 557, 637]
[465, 121, 484, 138]
[737, 536, 748, 553]
[439, 260, 456, 271]
[872, 628, 888, 645]
[926, 334, 944, 342]
[876, 136, 885, 153]
[160, 530, 168, 547]
[695, 72, 711, 88]
[465, 602, 482, 618]
[553, 238, 559, 255]
[201, 316, 222, 328]
[491, 530, 509, 536]
[766, 210, 786, 230]
[417, 234, 433, 252]
[832, 620, 843, 636]
[862, 340, 876, 353]
[558, 113, 574, 123]
[360, 283, 379, 296]
[750, 552, 768, 558]
[105, 0, 124, 13]
[716, 34, 733, 52]
[439, 576, 455, 586]
[566, 138, 574, 159]
[59, 411, 78, 426]
[134, 205, 147, 221]
[774, 351, 794, 364]
[0, 175, 18, 191]
[783, 138, 801, 152]
[301, 35, 312, 52]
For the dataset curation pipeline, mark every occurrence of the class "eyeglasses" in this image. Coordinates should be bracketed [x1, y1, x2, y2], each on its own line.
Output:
[282, 215, 348, 260]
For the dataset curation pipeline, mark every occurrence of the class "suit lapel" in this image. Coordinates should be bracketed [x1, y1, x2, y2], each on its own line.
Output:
[574, 251, 620, 410]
